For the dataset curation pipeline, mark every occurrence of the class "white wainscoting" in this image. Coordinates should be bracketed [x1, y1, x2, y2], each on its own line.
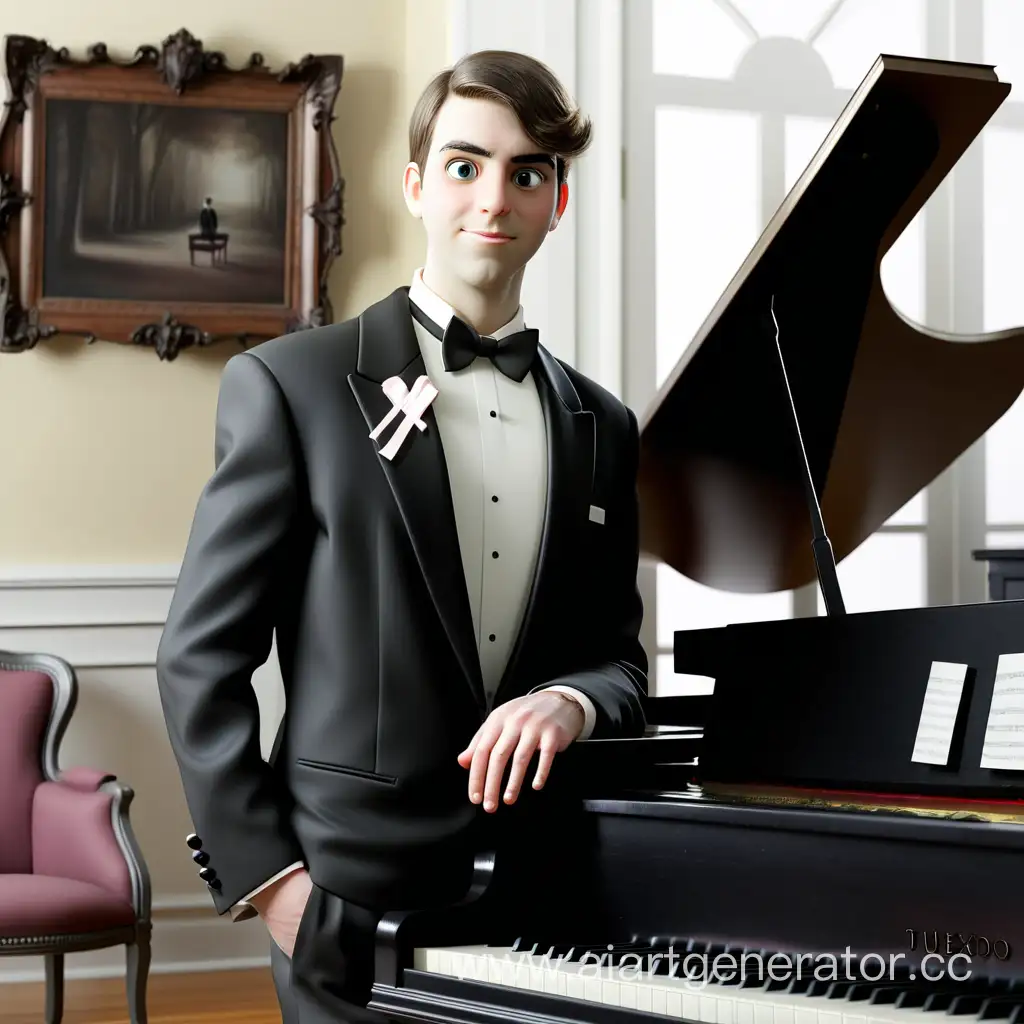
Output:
[0, 564, 286, 983]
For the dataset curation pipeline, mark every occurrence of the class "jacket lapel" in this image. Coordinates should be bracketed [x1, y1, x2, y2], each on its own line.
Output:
[494, 346, 596, 700]
[346, 288, 486, 711]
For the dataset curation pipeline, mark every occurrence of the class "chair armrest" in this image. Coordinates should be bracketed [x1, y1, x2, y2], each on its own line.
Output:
[32, 767, 151, 921]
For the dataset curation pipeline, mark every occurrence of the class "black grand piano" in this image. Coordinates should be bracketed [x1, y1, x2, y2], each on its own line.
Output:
[368, 54, 1024, 1023]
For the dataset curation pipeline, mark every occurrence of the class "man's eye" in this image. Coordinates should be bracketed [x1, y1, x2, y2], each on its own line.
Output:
[513, 168, 544, 188]
[445, 159, 477, 180]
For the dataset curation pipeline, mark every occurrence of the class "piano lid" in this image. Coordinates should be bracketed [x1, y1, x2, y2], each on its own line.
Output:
[639, 54, 1024, 594]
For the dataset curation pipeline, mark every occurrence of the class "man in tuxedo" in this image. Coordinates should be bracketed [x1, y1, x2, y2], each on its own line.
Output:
[199, 196, 218, 239]
[155, 48, 647, 1023]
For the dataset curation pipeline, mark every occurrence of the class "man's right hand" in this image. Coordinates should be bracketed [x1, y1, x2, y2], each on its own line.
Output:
[250, 867, 314, 958]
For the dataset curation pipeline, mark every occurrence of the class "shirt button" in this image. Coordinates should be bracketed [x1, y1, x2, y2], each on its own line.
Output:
[489, 410, 497, 418]
[491, 495, 498, 503]
[488, 634, 496, 642]
[492, 551, 499, 558]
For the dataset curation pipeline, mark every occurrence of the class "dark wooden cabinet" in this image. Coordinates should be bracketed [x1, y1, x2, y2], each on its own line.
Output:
[972, 549, 1024, 600]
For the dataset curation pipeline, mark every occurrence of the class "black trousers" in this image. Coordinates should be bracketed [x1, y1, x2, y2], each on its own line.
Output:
[269, 882, 385, 1023]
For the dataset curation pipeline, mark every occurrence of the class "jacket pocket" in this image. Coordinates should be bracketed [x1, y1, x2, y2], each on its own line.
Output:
[295, 758, 397, 785]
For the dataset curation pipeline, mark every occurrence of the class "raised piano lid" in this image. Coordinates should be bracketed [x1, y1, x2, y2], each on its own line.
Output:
[638, 53, 1024, 594]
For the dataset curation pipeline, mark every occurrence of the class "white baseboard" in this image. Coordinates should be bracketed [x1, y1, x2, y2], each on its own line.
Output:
[0, 562, 285, 983]
[0, 905, 272, 983]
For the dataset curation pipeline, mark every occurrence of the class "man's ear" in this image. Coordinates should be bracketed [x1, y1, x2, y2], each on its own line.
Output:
[549, 180, 569, 231]
[403, 162, 423, 218]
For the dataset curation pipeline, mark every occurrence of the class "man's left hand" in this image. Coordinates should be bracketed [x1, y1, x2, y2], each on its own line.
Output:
[456, 691, 585, 812]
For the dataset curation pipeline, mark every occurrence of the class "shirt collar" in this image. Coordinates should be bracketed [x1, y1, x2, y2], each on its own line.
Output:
[409, 268, 527, 341]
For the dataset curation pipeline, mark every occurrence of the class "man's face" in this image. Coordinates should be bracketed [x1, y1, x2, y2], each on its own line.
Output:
[404, 94, 568, 293]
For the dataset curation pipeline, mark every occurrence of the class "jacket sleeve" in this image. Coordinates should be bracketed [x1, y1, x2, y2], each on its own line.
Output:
[156, 351, 307, 914]
[531, 404, 648, 738]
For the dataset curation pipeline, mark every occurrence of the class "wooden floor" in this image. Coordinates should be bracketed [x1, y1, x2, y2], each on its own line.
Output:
[0, 967, 281, 1024]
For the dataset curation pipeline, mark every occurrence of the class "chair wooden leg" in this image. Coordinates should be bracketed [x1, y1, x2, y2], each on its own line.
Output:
[44, 953, 64, 1024]
[126, 927, 151, 1024]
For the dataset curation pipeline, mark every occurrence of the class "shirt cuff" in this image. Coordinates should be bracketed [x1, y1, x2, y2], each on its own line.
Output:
[541, 685, 597, 741]
[229, 861, 305, 922]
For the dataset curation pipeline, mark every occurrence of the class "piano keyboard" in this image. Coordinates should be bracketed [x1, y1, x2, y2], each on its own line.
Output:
[413, 940, 1024, 1024]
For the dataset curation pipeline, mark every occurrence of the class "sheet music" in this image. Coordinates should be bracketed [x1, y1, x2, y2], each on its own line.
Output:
[980, 653, 1024, 771]
[910, 661, 969, 766]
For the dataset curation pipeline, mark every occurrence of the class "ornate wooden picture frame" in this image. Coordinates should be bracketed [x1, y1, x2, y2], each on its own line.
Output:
[0, 29, 344, 360]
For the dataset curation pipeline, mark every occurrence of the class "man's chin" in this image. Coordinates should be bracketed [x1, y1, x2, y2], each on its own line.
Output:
[456, 258, 520, 290]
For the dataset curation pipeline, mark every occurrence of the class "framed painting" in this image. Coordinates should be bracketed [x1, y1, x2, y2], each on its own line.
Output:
[0, 29, 344, 360]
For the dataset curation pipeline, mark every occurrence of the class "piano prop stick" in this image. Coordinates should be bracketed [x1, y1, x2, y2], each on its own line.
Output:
[765, 297, 845, 615]
[910, 661, 969, 766]
[980, 653, 1024, 771]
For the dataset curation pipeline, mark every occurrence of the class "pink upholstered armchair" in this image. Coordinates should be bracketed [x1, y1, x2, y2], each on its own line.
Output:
[0, 649, 151, 1023]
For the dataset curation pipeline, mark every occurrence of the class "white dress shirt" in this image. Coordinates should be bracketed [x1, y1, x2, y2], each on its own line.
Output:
[231, 271, 596, 917]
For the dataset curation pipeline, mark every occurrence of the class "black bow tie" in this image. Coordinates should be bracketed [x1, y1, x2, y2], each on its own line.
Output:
[410, 300, 538, 383]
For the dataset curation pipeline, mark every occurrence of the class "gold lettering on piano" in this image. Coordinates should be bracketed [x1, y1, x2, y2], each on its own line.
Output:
[905, 929, 1011, 960]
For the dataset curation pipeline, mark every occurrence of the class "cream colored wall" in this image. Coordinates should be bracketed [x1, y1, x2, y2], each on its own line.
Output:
[0, 0, 449, 565]
[0, 0, 451, 984]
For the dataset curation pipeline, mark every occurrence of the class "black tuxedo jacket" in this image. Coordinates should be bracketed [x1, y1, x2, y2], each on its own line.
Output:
[155, 287, 648, 916]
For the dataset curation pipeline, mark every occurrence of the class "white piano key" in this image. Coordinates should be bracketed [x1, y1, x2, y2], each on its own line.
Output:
[637, 980, 654, 1013]
[603, 978, 622, 1006]
[736, 997, 757, 1024]
[652, 985, 668, 1016]
[620, 981, 639, 1009]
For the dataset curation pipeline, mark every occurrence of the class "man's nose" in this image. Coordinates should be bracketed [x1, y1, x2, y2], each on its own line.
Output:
[478, 172, 512, 217]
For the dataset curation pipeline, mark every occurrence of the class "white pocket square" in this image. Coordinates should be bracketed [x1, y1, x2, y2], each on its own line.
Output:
[589, 505, 605, 525]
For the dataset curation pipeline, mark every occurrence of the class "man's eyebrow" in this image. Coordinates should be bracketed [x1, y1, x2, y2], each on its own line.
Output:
[438, 140, 556, 169]
[511, 152, 556, 168]
[439, 140, 491, 158]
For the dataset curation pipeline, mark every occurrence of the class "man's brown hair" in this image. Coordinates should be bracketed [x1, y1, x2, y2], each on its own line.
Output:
[408, 50, 592, 185]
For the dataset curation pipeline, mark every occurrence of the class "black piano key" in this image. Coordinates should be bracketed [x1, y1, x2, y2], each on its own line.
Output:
[604, 944, 663, 967]
[807, 979, 837, 997]
[706, 955, 746, 987]
[866, 986, 910, 1005]
[948, 994, 989, 1016]
[895, 989, 933, 1009]
[989, 1002, 1024, 1024]
[782, 975, 815, 995]
[824, 981, 859, 998]
[542, 941, 603, 957]
[567, 939, 654, 963]
[737, 949, 776, 989]
[922, 991, 959, 1011]
[651, 954, 675, 976]
[978, 997, 1024, 1020]
[766, 966, 799, 993]
[844, 983, 887, 1002]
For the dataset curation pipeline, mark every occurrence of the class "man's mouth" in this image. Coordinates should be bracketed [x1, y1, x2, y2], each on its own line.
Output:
[463, 229, 514, 242]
